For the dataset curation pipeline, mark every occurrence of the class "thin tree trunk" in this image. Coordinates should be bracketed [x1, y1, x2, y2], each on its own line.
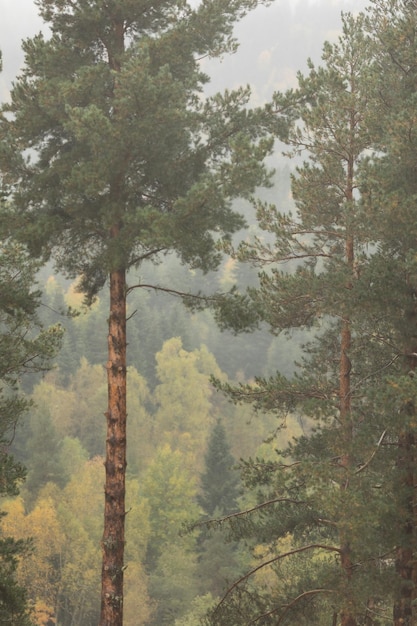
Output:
[339, 132, 356, 625]
[364, 597, 376, 626]
[100, 267, 127, 626]
[339, 313, 356, 626]
[394, 428, 417, 626]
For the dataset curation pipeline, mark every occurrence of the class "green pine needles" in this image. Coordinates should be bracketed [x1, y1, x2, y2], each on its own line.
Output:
[204, 3, 417, 625]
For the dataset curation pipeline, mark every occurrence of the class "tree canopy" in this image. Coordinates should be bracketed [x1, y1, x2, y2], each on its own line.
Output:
[205, 3, 417, 625]
[0, 1, 279, 623]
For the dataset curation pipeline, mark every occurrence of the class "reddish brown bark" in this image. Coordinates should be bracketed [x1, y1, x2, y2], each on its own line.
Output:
[99, 14, 128, 625]
[337, 122, 357, 622]
[100, 267, 127, 626]
[340, 540, 356, 626]
[341, 610, 357, 626]
[339, 309, 356, 626]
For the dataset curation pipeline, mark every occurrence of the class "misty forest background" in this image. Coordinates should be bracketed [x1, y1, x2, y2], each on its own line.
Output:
[2, 0, 409, 625]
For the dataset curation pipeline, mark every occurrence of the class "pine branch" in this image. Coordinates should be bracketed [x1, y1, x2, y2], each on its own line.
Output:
[348, 354, 400, 397]
[274, 588, 336, 626]
[245, 588, 336, 626]
[213, 544, 341, 616]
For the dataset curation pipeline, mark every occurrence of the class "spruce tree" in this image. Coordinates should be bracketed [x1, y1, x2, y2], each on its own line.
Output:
[0, 3, 277, 624]
[198, 419, 240, 518]
[197, 420, 242, 598]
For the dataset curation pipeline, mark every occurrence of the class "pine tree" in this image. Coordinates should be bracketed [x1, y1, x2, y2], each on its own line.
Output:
[359, 1, 417, 621]
[207, 11, 403, 625]
[0, 4, 277, 622]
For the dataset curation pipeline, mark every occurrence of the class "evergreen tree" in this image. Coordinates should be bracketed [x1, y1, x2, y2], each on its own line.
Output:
[0, 2, 278, 623]
[198, 419, 240, 517]
[207, 11, 404, 625]
[0, 104, 62, 623]
[360, 1, 417, 621]
[196, 420, 243, 599]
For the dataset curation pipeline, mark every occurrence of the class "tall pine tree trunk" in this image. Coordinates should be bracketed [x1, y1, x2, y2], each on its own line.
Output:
[339, 316, 357, 626]
[339, 143, 356, 626]
[100, 266, 127, 626]
[100, 17, 127, 625]
[339, 315, 356, 626]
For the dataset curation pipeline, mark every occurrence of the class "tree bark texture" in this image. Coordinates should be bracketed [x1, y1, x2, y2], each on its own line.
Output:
[100, 268, 127, 626]
[339, 143, 356, 626]
[339, 312, 356, 626]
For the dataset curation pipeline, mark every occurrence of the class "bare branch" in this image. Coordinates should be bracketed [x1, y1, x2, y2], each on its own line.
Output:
[126, 282, 221, 302]
[191, 495, 308, 530]
[355, 430, 387, 475]
[128, 247, 169, 268]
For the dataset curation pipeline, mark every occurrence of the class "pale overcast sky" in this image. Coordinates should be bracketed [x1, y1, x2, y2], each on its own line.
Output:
[1, 0, 370, 102]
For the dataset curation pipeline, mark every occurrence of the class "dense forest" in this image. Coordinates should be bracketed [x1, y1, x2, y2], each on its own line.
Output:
[1, 0, 417, 625]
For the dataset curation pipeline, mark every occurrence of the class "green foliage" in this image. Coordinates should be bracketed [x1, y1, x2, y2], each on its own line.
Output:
[0, 5, 279, 618]
[0, 533, 33, 626]
[196, 421, 245, 598]
[0, 230, 62, 625]
[153, 338, 221, 466]
[2, 317, 306, 623]
[23, 408, 67, 507]
[140, 444, 201, 625]
[148, 544, 199, 626]
[174, 594, 216, 626]
[198, 420, 240, 517]
[204, 9, 417, 626]
[141, 443, 200, 562]
[0, 1, 276, 302]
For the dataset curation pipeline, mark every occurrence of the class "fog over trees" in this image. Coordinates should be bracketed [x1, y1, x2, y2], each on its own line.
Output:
[1, 1, 415, 626]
